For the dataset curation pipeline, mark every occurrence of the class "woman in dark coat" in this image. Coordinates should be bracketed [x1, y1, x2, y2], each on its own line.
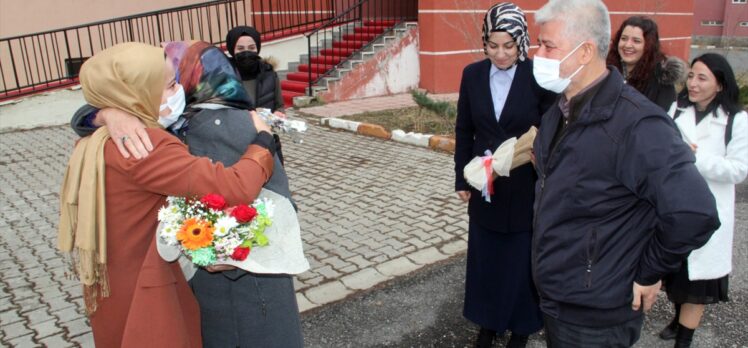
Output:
[607, 16, 685, 111]
[226, 26, 288, 164]
[453, 3, 555, 347]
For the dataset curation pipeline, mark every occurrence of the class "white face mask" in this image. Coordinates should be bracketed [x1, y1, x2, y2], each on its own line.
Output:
[533, 41, 586, 93]
[158, 84, 186, 128]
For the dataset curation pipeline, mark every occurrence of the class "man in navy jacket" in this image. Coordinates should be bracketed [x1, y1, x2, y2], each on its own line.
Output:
[530, 0, 720, 346]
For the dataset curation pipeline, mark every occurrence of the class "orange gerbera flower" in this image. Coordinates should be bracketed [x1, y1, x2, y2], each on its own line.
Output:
[177, 218, 215, 250]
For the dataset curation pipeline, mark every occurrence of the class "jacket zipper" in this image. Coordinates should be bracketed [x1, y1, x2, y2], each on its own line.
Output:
[532, 121, 574, 287]
[585, 229, 598, 288]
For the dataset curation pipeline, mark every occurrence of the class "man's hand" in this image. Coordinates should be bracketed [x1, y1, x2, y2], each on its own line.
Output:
[98, 108, 153, 159]
[205, 264, 237, 273]
[456, 190, 471, 203]
[250, 110, 272, 134]
[632, 280, 661, 312]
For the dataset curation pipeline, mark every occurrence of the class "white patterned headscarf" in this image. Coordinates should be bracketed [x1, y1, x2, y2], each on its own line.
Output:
[482, 2, 530, 62]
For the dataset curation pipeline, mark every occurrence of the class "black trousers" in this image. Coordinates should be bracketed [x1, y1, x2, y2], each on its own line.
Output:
[543, 314, 643, 348]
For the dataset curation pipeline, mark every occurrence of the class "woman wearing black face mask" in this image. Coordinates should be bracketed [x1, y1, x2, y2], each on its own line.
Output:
[227, 26, 287, 165]
[226, 26, 285, 116]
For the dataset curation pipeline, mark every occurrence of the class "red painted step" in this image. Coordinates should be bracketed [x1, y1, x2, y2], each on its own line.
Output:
[298, 64, 335, 74]
[287, 72, 321, 83]
[364, 19, 397, 26]
[333, 40, 367, 49]
[343, 33, 377, 41]
[354, 26, 387, 34]
[281, 80, 309, 94]
[282, 91, 304, 107]
[310, 55, 342, 65]
[320, 48, 355, 57]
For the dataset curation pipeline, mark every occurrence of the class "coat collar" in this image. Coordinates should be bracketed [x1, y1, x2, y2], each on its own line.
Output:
[569, 67, 624, 126]
[674, 105, 729, 143]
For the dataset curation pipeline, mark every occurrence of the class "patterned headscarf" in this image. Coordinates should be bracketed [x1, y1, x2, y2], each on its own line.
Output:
[482, 2, 530, 62]
[165, 40, 253, 111]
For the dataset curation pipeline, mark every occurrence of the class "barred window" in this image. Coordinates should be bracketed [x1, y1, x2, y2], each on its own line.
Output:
[701, 20, 724, 26]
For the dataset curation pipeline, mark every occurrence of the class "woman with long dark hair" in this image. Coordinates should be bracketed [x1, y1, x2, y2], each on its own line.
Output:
[659, 53, 748, 347]
[607, 16, 685, 111]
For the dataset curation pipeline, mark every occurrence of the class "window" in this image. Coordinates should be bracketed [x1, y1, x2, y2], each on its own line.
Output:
[734, 0, 747, 3]
[701, 20, 724, 26]
[741, 22, 748, 27]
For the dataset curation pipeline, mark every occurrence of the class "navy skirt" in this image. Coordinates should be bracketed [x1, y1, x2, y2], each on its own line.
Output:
[190, 269, 304, 348]
[463, 221, 543, 335]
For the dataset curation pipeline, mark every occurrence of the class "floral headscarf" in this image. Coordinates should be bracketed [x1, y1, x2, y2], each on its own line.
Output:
[165, 41, 252, 110]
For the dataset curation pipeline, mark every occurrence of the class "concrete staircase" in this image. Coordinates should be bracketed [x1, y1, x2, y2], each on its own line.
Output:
[279, 20, 418, 106]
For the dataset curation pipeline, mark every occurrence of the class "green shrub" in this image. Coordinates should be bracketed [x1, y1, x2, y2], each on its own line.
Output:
[411, 90, 457, 119]
[740, 85, 748, 108]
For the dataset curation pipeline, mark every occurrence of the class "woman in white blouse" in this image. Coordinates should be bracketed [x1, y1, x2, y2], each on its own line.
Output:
[661, 53, 748, 348]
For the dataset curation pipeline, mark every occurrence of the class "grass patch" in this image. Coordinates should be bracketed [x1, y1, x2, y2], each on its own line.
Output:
[344, 106, 456, 136]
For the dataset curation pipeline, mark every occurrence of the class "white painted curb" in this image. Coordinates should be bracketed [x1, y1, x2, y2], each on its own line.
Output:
[320, 117, 361, 132]
[391, 129, 432, 148]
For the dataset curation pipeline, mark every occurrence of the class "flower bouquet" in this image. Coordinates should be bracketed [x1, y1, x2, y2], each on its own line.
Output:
[156, 189, 310, 279]
[157, 193, 273, 267]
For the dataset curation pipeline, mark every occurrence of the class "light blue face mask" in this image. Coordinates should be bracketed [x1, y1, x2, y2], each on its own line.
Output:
[158, 84, 186, 128]
[532, 41, 586, 93]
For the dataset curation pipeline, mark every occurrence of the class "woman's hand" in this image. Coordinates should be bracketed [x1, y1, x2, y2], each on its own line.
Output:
[97, 108, 153, 159]
[456, 190, 471, 203]
[273, 110, 287, 119]
[205, 265, 237, 273]
[250, 110, 272, 134]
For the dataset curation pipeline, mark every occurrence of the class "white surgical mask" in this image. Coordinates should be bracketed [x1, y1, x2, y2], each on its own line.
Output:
[158, 84, 186, 128]
[533, 41, 586, 93]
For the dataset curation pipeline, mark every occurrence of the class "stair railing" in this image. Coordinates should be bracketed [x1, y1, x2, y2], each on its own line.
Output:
[304, 0, 417, 96]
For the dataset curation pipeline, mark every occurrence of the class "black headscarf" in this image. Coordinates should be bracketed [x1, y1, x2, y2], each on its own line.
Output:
[226, 26, 262, 56]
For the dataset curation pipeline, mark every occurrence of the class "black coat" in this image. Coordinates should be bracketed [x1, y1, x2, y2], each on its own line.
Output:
[454, 58, 555, 233]
[627, 57, 685, 112]
[532, 68, 719, 327]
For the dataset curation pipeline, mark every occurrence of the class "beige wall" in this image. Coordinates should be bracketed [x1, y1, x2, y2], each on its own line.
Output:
[0, 0, 205, 38]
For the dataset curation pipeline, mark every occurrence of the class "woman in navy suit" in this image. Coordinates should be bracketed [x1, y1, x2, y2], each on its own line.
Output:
[454, 3, 555, 347]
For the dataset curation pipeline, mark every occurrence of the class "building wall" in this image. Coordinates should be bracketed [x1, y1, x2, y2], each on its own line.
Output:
[317, 27, 420, 102]
[0, 0, 334, 39]
[0, 0, 205, 38]
[724, 0, 748, 38]
[693, 0, 726, 37]
[692, 0, 748, 46]
[419, 0, 695, 93]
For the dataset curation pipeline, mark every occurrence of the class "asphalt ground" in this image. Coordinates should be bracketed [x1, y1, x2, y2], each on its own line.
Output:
[300, 181, 748, 348]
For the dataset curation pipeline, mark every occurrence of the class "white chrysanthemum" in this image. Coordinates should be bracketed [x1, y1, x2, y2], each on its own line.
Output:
[158, 205, 182, 223]
[213, 215, 239, 238]
[159, 221, 180, 245]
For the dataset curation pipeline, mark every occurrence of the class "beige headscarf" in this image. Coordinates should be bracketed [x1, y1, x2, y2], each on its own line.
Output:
[58, 42, 165, 314]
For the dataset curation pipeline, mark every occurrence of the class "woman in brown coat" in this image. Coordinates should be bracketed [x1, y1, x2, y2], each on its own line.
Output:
[57, 42, 276, 347]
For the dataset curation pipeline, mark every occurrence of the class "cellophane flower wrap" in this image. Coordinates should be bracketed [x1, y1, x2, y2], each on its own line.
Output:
[157, 193, 274, 267]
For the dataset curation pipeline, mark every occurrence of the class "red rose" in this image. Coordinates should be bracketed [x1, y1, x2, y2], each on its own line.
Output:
[230, 204, 258, 223]
[231, 246, 251, 261]
[200, 194, 226, 210]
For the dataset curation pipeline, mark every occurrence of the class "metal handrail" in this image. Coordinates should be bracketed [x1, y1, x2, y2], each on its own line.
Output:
[305, 0, 368, 38]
